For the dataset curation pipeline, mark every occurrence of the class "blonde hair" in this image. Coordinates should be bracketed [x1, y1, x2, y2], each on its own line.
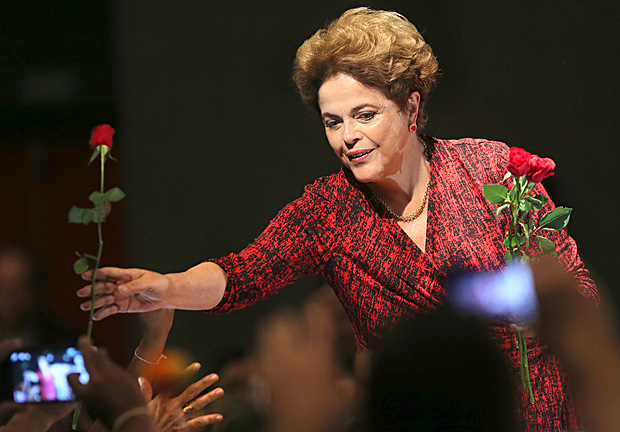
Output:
[293, 7, 438, 128]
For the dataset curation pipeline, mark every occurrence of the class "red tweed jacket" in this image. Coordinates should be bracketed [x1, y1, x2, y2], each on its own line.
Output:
[209, 137, 597, 431]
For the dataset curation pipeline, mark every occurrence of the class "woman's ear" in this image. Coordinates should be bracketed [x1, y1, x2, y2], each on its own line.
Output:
[407, 91, 421, 124]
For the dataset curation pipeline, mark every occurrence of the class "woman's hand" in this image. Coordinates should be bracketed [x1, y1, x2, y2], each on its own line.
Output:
[139, 366, 224, 432]
[77, 268, 172, 321]
[76, 263, 228, 321]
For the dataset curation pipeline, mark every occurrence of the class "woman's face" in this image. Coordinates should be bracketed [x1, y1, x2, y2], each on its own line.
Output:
[318, 73, 418, 185]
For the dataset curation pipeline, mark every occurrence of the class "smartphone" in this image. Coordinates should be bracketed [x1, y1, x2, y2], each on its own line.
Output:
[6, 346, 89, 403]
[446, 260, 539, 326]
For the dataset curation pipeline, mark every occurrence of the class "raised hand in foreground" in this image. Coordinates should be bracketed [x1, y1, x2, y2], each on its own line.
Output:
[139, 364, 224, 432]
[255, 300, 357, 432]
[67, 336, 154, 432]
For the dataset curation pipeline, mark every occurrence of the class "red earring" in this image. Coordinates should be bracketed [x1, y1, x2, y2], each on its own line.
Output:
[409, 123, 417, 133]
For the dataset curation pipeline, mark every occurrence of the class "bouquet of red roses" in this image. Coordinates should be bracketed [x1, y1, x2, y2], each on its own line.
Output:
[484, 147, 571, 404]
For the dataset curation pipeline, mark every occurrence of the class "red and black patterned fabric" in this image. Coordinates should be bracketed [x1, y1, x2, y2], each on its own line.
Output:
[208, 137, 597, 431]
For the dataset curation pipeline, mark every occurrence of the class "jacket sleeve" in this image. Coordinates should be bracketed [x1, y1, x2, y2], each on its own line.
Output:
[204, 191, 326, 314]
[526, 182, 599, 303]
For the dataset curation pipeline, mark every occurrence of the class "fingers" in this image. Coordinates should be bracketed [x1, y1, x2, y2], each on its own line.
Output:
[67, 372, 87, 398]
[176, 413, 224, 431]
[117, 277, 159, 298]
[77, 268, 146, 306]
[82, 267, 142, 283]
[188, 387, 224, 412]
[80, 292, 117, 311]
[92, 304, 122, 321]
[138, 377, 153, 403]
[183, 362, 201, 377]
[176, 373, 220, 405]
[77, 280, 118, 299]
[76, 336, 107, 373]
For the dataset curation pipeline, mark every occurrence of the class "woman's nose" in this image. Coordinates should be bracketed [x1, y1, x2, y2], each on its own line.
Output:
[342, 120, 361, 147]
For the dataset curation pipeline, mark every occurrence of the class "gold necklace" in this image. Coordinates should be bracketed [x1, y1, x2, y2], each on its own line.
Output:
[371, 179, 430, 223]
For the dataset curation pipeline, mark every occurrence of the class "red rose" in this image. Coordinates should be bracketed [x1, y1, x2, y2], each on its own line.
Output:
[507, 147, 531, 177]
[89, 124, 115, 150]
[526, 155, 555, 183]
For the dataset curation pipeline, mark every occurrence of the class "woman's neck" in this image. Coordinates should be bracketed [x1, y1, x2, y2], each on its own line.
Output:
[368, 139, 430, 214]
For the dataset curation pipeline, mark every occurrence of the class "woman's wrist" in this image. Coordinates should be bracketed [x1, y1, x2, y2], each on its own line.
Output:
[165, 263, 227, 310]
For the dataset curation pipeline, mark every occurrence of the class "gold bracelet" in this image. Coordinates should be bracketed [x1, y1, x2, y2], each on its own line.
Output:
[111, 406, 149, 432]
[134, 348, 167, 365]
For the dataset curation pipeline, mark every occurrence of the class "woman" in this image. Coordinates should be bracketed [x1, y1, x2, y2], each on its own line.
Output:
[79, 7, 597, 431]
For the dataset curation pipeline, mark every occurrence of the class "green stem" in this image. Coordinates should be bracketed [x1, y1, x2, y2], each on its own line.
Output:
[522, 334, 535, 404]
[73, 148, 106, 430]
[517, 332, 526, 390]
[507, 177, 535, 405]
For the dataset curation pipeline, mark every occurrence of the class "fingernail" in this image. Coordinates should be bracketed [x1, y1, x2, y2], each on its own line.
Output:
[215, 415, 223, 421]
[138, 377, 145, 388]
[214, 388, 224, 396]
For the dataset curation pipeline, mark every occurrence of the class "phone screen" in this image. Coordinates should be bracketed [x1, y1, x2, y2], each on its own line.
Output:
[8, 347, 89, 403]
[446, 261, 539, 326]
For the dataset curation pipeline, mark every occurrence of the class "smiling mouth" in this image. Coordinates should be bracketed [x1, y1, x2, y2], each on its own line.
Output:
[347, 149, 374, 162]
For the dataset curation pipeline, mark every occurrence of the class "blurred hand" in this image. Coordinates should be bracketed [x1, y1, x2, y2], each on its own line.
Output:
[0, 402, 77, 432]
[139, 364, 224, 432]
[531, 258, 620, 432]
[255, 303, 357, 432]
[510, 323, 537, 338]
[67, 336, 150, 430]
[77, 267, 172, 321]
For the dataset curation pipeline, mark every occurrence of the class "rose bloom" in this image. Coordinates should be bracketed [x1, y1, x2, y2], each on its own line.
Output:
[527, 155, 555, 183]
[89, 124, 115, 150]
[507, 147, 531, 177]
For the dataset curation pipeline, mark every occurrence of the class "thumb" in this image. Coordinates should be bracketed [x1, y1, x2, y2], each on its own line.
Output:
[118, 277, 149, 296]
[138, 376, 153, 402]
[67, 372, 88, 399]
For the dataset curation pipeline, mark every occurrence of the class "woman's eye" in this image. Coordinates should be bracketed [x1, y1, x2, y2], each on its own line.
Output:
[358, 112, 376, 121]
[324, 120, 340, 129]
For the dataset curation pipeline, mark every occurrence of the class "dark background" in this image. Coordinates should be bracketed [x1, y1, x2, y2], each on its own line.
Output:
[1, 1, 618, 367]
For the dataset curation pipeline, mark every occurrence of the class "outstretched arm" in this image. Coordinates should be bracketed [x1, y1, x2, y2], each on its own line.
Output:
[77, 262, 227, 321]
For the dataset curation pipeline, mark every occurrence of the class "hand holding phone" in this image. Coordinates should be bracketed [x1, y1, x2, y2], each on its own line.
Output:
[6, 346, 89, 403]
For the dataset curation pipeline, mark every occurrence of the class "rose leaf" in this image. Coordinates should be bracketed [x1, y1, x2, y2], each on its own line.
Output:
[536, 235, 558, 257]
[73, 257, 90, 275]
[538, 207, 572, 231]
[483, 184, 508, 204]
